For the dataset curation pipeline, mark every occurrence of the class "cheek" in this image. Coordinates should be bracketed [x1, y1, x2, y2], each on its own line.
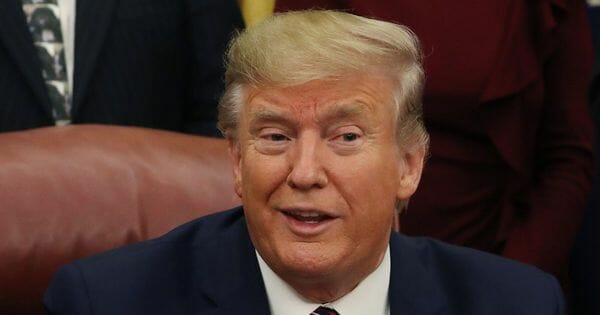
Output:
[240, 153, 288, 201]
[332, 156, 399, 228]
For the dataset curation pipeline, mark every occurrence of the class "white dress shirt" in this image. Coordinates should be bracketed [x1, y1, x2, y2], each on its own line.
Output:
[257, 247, 391, 315]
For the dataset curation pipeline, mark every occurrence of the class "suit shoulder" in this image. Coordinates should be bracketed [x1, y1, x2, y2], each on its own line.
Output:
[404, 235, 548, 277]
[44, 207, 247, 314]
[392, 235, 564, 314]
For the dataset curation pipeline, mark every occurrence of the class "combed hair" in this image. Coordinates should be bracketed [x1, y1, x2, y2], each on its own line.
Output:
[218, 10, 429, 153]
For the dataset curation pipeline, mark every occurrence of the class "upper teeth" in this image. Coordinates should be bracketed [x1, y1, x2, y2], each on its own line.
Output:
[289, 210, 322, 217]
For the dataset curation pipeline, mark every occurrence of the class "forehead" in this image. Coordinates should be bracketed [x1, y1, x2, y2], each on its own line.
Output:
[242, 73, 396, 123]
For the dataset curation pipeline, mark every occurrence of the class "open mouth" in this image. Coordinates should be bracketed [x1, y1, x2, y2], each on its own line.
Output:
[282, 209, 334, 224]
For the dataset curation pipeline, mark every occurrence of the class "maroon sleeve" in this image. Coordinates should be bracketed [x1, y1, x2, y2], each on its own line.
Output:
[501, 0, 596, 276]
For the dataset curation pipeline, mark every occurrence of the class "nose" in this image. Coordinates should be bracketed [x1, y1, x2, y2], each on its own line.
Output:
[286, 133, 328, 190]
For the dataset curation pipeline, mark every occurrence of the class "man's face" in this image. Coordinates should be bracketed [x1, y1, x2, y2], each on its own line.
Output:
[230, 72, 424, 300]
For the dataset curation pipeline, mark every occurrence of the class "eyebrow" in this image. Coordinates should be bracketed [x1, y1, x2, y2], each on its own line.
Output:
[316, 103, 370, 124]
[248, 102, 370, 128]
[249, 107, 294, 127]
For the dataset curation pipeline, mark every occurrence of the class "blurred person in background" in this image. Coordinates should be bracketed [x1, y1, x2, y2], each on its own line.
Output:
[276, 0, 596, 293]
[0, 0, 244, 136]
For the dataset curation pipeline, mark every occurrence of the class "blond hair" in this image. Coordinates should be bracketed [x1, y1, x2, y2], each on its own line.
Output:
[218, 10, 429, 152]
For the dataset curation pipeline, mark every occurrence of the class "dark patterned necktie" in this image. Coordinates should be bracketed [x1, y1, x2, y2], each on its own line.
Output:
[310, 305, 340, 315]
[22, 0, 71, 125]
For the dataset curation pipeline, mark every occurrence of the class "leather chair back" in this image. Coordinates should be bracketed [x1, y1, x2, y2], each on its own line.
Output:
[0, 125, 240, 314]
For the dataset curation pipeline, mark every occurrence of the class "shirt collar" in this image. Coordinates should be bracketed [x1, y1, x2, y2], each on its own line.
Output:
[257, 246, 391, 315]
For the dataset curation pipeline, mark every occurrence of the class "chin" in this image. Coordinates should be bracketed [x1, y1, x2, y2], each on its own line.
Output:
[276, 242, 343, 279]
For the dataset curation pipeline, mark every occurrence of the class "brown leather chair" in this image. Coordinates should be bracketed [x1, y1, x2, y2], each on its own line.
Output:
[0, 125, 240, 315]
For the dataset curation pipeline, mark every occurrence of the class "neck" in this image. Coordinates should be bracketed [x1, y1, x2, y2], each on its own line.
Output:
[291, 277, 360, 303]
[285, 250, 386, 303]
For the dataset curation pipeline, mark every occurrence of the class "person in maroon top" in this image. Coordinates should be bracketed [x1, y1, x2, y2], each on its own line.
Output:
[276, 0, 596, 286]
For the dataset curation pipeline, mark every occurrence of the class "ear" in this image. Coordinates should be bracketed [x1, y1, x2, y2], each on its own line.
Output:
[228, 140, 243, 198]
[396, 145, 426, 200]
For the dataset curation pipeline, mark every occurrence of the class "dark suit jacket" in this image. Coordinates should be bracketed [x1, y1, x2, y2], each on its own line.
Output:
[276, 0, 596, 280]
[0, 0, 243, 135]
[44, 207, 565, 315]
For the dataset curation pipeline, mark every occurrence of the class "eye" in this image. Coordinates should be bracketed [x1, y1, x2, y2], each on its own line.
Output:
[329, 127, 364, 154]
[340, 133, 359, 142]
[257, 127, 291, 142]
[267, 133, 289, 142]
[255, 128, 292, 154]
[332, 129, 362, 143]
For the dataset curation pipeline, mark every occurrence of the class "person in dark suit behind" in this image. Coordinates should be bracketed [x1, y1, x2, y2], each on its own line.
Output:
[43, 10, 565, 315]
[0, 0, 244, 136]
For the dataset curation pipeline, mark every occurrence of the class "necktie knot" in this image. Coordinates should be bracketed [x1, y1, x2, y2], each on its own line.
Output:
[311, 305, 340, 315]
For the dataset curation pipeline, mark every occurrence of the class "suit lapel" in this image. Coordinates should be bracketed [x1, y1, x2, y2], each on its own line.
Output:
[71, 0, 118, 117]
[389, 234, 448, 315]
[192, 211, 271, 315]
[0, 0, 52, 117]
[192, 211, 450, 315]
